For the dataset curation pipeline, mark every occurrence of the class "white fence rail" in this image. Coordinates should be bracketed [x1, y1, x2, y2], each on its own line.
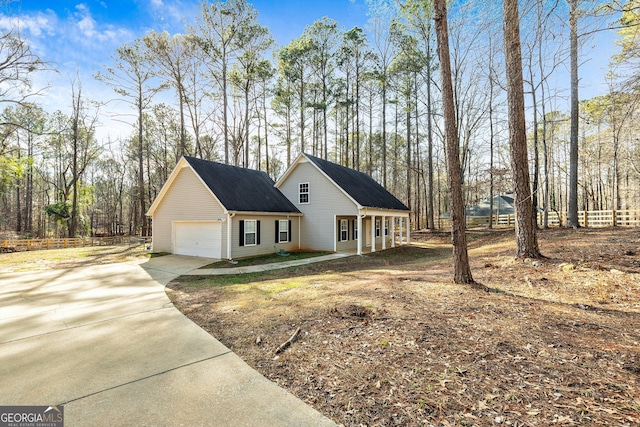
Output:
[438, 210, 640, 229]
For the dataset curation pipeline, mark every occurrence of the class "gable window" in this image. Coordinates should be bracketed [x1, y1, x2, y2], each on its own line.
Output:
[299, 182, 309, 204]
[340, 219, 349, 242]
[239, 219, 260, 246]
[375, 220, 381, 237]
[275, 219, 291, 243]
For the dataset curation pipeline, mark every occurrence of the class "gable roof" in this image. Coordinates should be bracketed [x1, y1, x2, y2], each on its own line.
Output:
[147, 156, 300, 216]
[184, 156, 300, 213]
[282, 153, 409, 211]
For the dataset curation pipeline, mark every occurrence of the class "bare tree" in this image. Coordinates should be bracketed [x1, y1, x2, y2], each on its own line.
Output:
[434, 0, 474, 284]
[503, 0, 543, 258]
[97, 39, 167, 237]
[0, 26, 50, 114]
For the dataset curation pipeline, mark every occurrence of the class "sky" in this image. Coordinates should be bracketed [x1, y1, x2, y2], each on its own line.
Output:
[0, 0, 623, 145]
[0, 0, 371, 143]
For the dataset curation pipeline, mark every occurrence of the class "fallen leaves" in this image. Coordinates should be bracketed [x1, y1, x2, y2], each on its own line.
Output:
[170, 227, 640, 426]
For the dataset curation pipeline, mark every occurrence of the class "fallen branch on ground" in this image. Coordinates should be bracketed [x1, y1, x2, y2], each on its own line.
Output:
[275, 327, 301, 354]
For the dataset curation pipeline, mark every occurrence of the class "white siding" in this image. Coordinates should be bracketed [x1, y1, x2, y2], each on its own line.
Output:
[279, 161, 357, 251]
[151, 167, 226, 253]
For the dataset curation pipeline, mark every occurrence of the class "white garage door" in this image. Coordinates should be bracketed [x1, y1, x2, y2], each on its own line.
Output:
[174, 222, 222, 258]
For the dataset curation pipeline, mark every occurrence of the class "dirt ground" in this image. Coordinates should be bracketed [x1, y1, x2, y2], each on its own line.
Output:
[168, 228, 640, 426]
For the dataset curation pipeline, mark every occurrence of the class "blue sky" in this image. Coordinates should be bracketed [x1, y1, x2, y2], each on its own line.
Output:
[0, 0, 371, 141]
[2, 0, 370, 74]
[0, 0, 622, 143]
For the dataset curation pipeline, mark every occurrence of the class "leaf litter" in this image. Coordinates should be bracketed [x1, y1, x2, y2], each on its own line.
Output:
[168, 227, 640, 426]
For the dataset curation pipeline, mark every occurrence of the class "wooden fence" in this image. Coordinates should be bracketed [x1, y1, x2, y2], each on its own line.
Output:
[438, 209, 640, 229]
[0, 236, 151, 253]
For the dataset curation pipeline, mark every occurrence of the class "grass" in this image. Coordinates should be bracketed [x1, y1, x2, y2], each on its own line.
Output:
[0, 244, 148, 273]
[202, 250, 329, 269]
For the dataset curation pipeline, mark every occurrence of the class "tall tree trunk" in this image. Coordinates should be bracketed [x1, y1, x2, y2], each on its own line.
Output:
[223, 56, 229, 164]
[488, 62, 495, 229]
[434, 0, 474, 284]
[138, 91, 147, 237]
[426, 35, 435, 230]
[382, 78, 387, 187]
[503, 0, 543, 258]
[406, 101, 412, 220]
[245, 84, 250, 168]
[567, 0, 580, 228]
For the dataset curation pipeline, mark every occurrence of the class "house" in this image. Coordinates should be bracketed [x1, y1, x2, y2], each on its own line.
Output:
[146, 156, 302, 259]
[466, 194, 517, 217]
[275, 153, 410, 255]
[147, 153, 410, 259]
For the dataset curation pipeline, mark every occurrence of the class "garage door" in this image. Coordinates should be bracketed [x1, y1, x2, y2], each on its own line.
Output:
[174, 222, 222, 258]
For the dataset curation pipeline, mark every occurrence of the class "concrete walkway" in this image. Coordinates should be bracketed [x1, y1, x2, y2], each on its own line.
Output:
[0, 255, 335, 426]
[184, 252, 352, 275]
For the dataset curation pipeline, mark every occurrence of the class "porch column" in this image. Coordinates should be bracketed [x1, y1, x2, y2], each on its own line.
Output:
[371, 215, 376, 253]
[227, 213, 233, 260]
[391, 216, 396, 248]
[399, 217, 404, 245]
[406, 216, 411, 244]
[333, 215, 337, 252]
[382, 216, 387, 250]
[357, 214, 362, 256]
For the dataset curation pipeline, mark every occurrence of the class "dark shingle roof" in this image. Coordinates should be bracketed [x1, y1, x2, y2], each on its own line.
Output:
[184, 156, 300, 213]
[466, 195, 516, 216]
[304, 153, 409, 211]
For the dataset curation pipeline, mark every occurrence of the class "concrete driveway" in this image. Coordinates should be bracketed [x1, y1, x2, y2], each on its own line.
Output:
[0, 255, 335, 426]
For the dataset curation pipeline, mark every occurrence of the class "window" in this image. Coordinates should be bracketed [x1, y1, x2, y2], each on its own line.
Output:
[340, 219, 349, 242]
[353, 220, 358, 240]
[375, 220, 381, 237]
[245, 220, 257, 245]
[385, 220, 389, 236]
[239, 219, 260, 246]
[277, 219, 290, 243]
[299, 182, 309, 204]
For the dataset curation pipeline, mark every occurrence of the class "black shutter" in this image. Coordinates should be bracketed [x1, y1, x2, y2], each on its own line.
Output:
[275, 220, 279, 243]
[239, 220, 245, 246]
[288, 220, 292, 242]
[257, 220, 261, 245]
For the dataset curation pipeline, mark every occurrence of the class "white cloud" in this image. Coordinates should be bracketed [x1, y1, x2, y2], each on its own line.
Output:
[0, 9, 57, 38]
[74, 3, 131, 43]
[147, 0, 192, 26]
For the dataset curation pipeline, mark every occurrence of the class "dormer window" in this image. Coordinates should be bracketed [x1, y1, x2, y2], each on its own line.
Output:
[299, 182, 309, 204]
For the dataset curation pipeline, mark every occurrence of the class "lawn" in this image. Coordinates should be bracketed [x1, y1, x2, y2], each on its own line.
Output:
[168, 228, 640, 426]
[0, 244, 149, 273]
[202, 250, 329, 268]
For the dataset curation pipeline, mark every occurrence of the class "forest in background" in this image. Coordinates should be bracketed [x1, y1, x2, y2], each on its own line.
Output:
[1, 0, 639, 239]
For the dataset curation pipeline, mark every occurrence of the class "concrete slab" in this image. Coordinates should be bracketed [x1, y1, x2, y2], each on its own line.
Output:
[66, 353, 334, 427]
[0, 257, 335, 426]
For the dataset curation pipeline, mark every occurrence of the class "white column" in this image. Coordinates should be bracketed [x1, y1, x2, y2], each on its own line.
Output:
[371, 215, 376, 253]
[391, 216, 396, 248]
[357, 214, 362, 256]
[406, 216, 411, 244]
[399, 217, 404, 245]
[227, 214, 233, 260]
[382, 216, 387, 250]
[333, 215, 337, 252]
